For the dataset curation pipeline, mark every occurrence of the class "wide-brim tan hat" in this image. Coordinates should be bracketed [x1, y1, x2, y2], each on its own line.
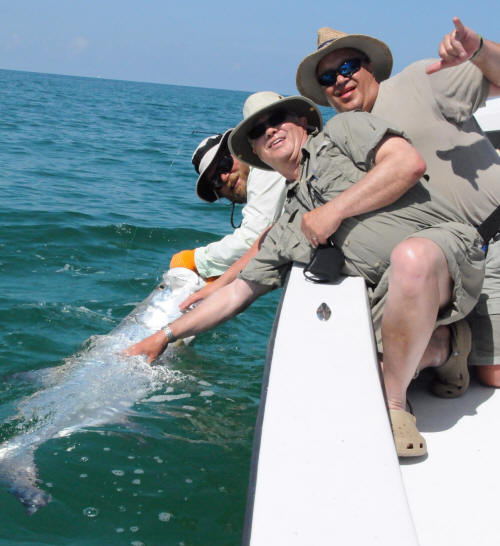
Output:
[228, 91, 322, 170]
[296, 27, 393, 106]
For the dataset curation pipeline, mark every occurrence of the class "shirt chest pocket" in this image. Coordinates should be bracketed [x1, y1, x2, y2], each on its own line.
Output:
[278, 211, 314, 264]
[303, 167, 345, 205]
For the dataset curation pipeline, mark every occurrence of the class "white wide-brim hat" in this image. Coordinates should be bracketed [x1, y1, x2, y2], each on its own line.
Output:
[296, 27, 393, 107]
[228, 91, 322, 170]
[192, 129, 232, 202]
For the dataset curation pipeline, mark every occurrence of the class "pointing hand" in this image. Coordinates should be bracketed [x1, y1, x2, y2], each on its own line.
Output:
[426, 17, 482, 75]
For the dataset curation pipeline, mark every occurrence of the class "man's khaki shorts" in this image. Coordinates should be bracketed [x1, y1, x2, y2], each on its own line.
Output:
[467, 236, 500, 365]
[368, 222, 485, 353]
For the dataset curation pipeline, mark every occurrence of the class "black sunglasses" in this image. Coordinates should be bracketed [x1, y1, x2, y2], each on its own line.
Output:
[248, 109, 288, 140]
[317, 58, 364, 87]
[211, 152, 234, 189]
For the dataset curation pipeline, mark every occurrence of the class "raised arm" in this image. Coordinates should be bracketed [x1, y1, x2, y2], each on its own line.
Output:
[301, 134, 426, 246]
[125, 278, 269, 362]
[426, 17, 500, 95]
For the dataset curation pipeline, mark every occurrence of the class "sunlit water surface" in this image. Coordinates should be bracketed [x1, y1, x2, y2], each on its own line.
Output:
[0, 69, 284, 545]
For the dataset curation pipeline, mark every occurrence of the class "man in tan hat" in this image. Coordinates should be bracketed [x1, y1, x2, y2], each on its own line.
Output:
[126, 92, 485, 457]
[296, 17, 500, 390]
[168, 129, 286, 281]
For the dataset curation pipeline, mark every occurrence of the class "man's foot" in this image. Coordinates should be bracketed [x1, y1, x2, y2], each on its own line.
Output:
[476, 365, 500, 387]
[389, 409, 427, 457]
[430, 319, 471, 398]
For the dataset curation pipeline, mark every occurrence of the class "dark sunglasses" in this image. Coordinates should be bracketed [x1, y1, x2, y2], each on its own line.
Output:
[211, 152, 234, 189]
[317, 58, 364, 87]
[247, 109, 288, 140]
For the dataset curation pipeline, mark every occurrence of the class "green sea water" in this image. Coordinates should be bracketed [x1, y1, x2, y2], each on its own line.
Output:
[0, 69, 282, 545]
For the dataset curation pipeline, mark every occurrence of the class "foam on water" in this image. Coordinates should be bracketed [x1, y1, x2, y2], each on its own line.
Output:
[0, 268, 204, 513]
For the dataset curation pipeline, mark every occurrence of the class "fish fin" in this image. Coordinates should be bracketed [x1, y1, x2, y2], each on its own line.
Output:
[9, 366, 65, 389]
[0, 450, 52, 514]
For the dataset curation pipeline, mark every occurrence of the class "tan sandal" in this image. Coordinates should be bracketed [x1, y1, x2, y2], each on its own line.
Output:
[430, 320, 471, 398]
[389, 409, 427, 457]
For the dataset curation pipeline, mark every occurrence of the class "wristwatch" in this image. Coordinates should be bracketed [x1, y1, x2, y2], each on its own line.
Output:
[161, 325, 177, 344]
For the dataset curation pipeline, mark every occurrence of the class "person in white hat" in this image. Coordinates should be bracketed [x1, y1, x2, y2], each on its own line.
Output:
[169, 129, 286, 281]
[296, 17, 500, 391]
[126, 91, 485, 458]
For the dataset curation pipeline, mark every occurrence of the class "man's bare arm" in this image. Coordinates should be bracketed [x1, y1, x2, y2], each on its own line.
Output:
[125, 278, 269, 362]
[301, 135, 426, 245]
[179, 226, 273, 310]
[426, 17, 500, 95]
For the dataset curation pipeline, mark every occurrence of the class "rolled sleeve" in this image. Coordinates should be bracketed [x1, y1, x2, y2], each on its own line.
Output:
[323, 111, 408, 170]
[426, 59, 490, 122]
[240, 205, 314, 289]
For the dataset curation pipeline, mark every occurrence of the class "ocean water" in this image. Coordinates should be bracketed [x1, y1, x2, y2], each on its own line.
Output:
[0, 69, 282, 545]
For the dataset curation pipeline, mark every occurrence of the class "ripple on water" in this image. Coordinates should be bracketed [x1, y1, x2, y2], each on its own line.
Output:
[83, 507, 99, 518]
[1, 72, 269, 546]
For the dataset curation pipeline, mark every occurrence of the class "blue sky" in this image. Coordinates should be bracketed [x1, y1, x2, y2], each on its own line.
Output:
[0, 1, 498, 94]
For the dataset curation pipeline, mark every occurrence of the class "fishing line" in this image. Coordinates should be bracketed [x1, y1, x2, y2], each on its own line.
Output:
[123, 128, 241, 287]
[123, 129, 201, 287]
[230, 202, 242, 229]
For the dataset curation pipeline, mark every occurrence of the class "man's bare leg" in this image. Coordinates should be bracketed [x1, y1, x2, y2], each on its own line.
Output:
[381, 238, 452, 411]
[476, 365, 500, 387]
[416, 325, 451, 373]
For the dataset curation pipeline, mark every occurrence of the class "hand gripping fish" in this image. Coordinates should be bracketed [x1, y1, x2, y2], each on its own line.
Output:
[0, 268, 204, 514]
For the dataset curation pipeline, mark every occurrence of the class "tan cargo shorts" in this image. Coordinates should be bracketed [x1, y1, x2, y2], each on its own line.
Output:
[467, 235, 500, 365]
[368, 222, 485, 353]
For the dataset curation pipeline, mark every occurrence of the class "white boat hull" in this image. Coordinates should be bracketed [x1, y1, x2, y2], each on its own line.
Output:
[244, 264, 418, 545]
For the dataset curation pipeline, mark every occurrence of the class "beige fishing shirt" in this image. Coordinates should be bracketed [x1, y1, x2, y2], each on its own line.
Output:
[240, 111, 485, 327]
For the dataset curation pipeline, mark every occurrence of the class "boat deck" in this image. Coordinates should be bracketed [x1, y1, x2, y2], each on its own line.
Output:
[245, 264, 500, 545]
[402, 372, 500, 546]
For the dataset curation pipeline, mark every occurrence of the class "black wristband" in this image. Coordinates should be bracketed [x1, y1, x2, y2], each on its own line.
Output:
[470, 35, 483, 61]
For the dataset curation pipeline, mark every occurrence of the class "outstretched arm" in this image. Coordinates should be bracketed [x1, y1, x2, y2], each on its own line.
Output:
[125, 278, 268, 362]
[179, 226, 272, 310]
[300, 135, 426, 246]
[426, 17, 500, 95]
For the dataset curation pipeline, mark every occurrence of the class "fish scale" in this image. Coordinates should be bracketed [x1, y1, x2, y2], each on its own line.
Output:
[0, 267, 204, 514]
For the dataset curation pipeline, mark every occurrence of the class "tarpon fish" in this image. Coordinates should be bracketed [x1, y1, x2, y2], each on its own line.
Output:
[0, 267, 204, 514]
